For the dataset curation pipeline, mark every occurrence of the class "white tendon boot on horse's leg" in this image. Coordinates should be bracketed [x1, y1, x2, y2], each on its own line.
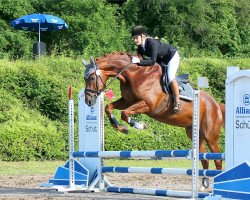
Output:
[128, 117, 147, 130]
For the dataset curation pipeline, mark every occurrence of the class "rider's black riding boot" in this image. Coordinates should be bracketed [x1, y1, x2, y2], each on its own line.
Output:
[170, 79, 181, 113]
[162, 66, 168, 87]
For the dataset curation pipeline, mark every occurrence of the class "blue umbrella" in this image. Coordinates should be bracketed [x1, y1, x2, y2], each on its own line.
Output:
[11, 14, 69, 56]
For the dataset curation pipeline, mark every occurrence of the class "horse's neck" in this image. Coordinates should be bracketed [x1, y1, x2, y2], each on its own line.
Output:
[100, 55, 161, 85]
[111, 60, 132, 84]
[101, 59, 131, 76]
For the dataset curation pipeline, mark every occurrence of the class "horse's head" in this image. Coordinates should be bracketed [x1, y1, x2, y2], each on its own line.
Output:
[82, 58, 107, 107]
[82, 52, 135, 106]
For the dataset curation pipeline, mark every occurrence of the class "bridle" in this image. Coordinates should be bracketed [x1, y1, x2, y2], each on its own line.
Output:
[84, 59, 133, 100]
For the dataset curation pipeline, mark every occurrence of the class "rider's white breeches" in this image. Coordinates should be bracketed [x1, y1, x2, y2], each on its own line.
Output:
[167, 51, 180, 83]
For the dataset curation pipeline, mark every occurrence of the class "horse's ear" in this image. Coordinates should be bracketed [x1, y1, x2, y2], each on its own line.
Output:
[90, 58, 98, 69]
[81, 58, 89, 67]
[90, 58, 95, 65]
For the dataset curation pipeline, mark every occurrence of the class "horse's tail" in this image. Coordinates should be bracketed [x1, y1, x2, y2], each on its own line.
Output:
[219, 103, 225, 125]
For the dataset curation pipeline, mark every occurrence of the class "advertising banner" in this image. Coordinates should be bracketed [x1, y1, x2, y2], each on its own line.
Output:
[226, 67, 250, 170]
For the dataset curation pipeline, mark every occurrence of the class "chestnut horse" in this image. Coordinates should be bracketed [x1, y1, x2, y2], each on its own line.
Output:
[82, 52, 224, 184]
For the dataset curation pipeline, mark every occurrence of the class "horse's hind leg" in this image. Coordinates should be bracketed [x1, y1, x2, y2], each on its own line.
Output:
[204, 130, 223, 170]
[200, 99, 223, 171]
[201, 114, 223, 170]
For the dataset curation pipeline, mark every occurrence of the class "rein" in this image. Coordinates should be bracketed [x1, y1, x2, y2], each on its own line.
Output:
[103, 63, 133, 91]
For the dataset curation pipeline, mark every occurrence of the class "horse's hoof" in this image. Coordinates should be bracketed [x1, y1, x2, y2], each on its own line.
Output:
[140, 122, 147, 129]
[118, 125, 128, 134]
[202, 177, 210, 188]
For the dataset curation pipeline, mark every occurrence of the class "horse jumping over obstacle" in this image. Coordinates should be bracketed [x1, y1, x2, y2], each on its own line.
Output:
[81, 52, 225, 176]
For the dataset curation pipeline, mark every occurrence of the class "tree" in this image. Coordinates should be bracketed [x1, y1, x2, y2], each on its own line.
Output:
[0, 0, 36, 59]
[31, 0, 131, 58]
[120, 0, 248, 57]
[0, 0, 248, 58]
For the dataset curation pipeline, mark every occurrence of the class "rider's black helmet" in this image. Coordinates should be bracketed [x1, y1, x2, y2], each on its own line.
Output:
[131, 26, 148, 37]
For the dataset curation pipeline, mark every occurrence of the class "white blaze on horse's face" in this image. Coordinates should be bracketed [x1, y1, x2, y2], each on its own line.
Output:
[96, 69, 101, 76]
[87, 70, 102, 91]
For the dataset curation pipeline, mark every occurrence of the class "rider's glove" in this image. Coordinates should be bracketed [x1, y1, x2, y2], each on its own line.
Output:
[132, 56, 140, 64]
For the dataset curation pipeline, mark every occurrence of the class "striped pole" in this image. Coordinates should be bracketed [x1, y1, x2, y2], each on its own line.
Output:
[106, 186, 209, 199]
[199, 153, 225, 160]
[102, 166, 222, 177]
[73, 150, 190, 158]
[72, 150, 225, 160]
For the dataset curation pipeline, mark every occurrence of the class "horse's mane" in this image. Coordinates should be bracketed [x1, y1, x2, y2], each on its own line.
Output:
[96, 52, 133, 61]
[95, 51, 161, 73]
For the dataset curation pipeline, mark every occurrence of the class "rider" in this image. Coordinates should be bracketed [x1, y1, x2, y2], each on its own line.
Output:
[131, 25, 181, 113]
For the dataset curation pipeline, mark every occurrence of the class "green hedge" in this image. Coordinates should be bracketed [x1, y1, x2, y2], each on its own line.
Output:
[0, 57, 249, 161]
[0, 89, 66, 161]
[0, 57, 82, 161]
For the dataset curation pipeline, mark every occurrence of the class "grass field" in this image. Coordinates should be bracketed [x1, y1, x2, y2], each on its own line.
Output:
[0, 159, 216, 176]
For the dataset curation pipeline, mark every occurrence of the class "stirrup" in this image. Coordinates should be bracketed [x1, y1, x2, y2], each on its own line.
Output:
[173, 101, 181, 113]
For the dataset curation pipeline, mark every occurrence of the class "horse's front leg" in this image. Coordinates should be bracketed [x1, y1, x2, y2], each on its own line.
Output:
[105, 97, 130, 133]
[121, 100, 150, 130]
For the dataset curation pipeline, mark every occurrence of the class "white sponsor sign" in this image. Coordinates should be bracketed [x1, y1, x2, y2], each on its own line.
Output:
[78, 88, 104, 179]
[226, 67, 250, 170]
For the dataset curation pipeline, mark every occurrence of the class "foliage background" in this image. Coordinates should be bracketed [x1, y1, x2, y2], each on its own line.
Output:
[0, 0, 249, 160]
[0, 0, 249, 59]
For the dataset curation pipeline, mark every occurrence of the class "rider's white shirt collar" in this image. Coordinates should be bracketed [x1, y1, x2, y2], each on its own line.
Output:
[141, 39, 146, 50]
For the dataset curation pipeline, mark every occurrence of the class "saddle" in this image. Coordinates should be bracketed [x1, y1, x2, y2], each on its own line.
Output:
[161, 67, 193, 101]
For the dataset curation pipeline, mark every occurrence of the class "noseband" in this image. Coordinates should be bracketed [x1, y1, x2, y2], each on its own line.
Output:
[84, 78, 104, 100]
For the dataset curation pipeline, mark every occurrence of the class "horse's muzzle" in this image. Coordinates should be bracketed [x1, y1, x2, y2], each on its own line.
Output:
[85, 97, 96, 107]
[85, 92, 97, 107]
